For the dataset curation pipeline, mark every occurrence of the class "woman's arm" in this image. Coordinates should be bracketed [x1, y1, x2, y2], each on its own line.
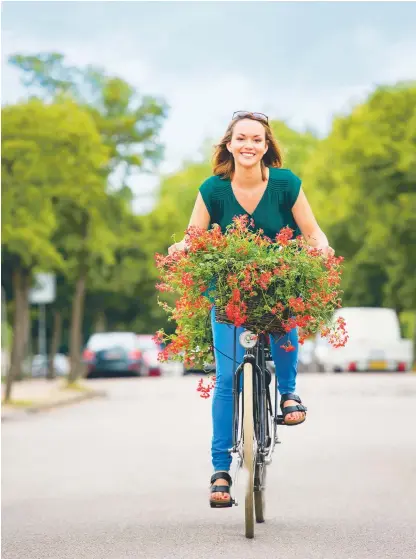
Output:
[291, 189, 335, 257]
[168, 194, 210, 254]
[186, 193, 211, 231]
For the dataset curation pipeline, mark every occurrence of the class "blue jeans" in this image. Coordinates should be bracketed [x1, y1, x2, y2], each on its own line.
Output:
[210, 307, 298, 472]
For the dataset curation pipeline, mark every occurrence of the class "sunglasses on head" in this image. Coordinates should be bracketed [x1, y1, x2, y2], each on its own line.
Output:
[232, 111, 268, 124]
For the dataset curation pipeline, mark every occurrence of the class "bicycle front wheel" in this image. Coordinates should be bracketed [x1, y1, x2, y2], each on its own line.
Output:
[255, 391, 269, 523]
[243, 362, 255, 539]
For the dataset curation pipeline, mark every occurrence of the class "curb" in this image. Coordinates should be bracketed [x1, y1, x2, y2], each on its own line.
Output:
[1, 389, 107, 421]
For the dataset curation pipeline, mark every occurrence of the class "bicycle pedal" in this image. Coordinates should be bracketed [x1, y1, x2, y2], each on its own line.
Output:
[210, 502, 233, 509]
[276, 415, 285, 425]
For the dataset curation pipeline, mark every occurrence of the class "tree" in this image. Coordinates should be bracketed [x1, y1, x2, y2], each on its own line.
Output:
[1, 98, 109, 400]
[270, 120, 318, 177]
[302, 82, 416, 320]
[8, 53, 169, 380]
[9, 53, 168, 177]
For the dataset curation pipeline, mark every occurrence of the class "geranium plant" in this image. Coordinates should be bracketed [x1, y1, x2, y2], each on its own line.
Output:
[154, 215, 348, 393]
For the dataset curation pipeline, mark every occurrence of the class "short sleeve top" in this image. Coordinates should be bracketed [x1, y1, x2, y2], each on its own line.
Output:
[199, 167, 302, 240]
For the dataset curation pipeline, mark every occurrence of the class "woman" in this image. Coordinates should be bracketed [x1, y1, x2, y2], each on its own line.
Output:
[168, 111, 334, 508]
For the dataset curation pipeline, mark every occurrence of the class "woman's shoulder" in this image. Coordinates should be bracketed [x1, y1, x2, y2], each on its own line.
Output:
[268, 167, 301, 184]
[268, 167, 302, 207]
[199, 174, 229, 197]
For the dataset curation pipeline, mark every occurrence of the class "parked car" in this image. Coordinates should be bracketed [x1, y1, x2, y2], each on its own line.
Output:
[83, 332, 144, 378]
[313, 307, 413, 373]
[136, 334, 163, 377]
[22, 353, 70, 377]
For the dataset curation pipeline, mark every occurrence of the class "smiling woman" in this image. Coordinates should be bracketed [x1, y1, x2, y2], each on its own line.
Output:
[212, 111, 283, 182]
[166, 110, 334, 508]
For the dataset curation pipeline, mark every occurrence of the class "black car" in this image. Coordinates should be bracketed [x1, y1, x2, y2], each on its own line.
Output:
[83, 332, 144, 378]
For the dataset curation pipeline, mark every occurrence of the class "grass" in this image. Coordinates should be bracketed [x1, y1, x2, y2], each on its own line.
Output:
[2, 399, 34, 408]
[65, 381, 90, 392]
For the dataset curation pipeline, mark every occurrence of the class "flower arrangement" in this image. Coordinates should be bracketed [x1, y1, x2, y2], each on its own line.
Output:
[154, 215, 348, 395]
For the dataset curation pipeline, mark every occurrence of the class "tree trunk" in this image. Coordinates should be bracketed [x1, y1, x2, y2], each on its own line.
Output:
[68, 269, 87, 383]
[47, 309, 62, 380]
[4, 268, 30, 403]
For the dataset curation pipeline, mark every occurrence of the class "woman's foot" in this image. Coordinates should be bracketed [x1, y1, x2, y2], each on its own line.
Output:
[282, 399, 306, 424]
[281, 393, 307, 425]
[210, 471, 232, 506]
[211, 478, 230, 502]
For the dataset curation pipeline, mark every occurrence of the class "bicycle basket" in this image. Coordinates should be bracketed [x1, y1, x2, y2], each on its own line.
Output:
[215, 299, 289, 335]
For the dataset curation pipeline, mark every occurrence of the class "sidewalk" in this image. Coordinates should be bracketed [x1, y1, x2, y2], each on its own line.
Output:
[1, 378, 106, 421]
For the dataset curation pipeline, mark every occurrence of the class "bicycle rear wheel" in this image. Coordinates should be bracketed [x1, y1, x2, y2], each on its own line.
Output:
[254, 387, 270, 523]
[254, 462, 266, 522]
[243, 362, 255, 539]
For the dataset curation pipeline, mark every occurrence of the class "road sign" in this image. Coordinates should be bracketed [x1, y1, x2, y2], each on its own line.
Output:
[29, 273, 56, 305]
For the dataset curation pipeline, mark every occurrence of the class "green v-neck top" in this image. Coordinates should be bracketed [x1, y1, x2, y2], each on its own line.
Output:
[199, 167, 302, 240]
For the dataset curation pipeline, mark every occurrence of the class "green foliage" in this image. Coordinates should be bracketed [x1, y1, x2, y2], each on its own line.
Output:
[2, 99, 108, 272]
[303, 82, 416, 312]
[9, 53, 76, 98]
[9, 53, 169, 177]
[270, 121, 319, 176]
[5, 52, 170, 352]
[399, 311, 415, 340]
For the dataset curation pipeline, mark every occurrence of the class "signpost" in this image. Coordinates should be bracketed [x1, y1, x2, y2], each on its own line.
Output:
[29, 273, 56, 377]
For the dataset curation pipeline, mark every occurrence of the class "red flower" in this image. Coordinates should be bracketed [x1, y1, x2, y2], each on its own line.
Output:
[182, 272, 194, 287]
[259, 271, 272, 290]
[275, 226, 294, 246]
[155, 282, 174, 293]
[225, 300, 248, 327]
[288, 297, 306, 312]
[231, 288, 241, 302]
[197, 375, 216, 399]
[152, 331, 164, 345]
[280, 341, 296, 352]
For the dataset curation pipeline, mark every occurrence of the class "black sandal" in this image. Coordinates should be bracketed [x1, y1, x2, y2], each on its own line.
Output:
[209, 471, 234, 508]
[280, 393, 307, 426]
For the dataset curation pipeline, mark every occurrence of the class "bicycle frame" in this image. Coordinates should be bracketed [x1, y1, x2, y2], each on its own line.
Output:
[230, 331, 284, 477]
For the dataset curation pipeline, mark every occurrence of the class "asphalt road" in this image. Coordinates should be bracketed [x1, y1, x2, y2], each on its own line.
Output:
[2, 372, 416, 559]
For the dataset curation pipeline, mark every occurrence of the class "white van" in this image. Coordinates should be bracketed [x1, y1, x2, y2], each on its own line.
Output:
[313, 307, 413, 373]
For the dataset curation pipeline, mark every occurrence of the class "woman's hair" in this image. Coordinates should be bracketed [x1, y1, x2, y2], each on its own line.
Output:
[212, 114, 283, 180]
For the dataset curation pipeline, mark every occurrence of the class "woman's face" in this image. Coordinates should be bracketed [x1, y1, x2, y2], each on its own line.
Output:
[227, 118, 268, 170]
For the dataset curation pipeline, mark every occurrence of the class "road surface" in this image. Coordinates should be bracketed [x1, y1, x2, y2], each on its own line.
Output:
[2, 372, 416, 558]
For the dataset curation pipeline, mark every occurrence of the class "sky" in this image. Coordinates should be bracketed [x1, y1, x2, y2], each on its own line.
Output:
[2, 1, 416, 213]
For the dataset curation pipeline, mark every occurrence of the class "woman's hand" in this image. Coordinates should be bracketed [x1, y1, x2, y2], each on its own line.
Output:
[315, 244, 335, 258]
[168, 239, 187, 255]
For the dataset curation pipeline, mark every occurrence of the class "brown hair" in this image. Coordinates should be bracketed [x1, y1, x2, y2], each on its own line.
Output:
[212, 114, 283, 181]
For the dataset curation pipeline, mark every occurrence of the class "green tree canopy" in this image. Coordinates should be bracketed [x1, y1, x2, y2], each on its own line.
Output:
[303, 82, 416, 312]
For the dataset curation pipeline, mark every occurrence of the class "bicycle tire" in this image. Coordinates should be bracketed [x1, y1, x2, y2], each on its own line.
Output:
[243, 362, 255, 539]
[254, 462, 266, 523]
[254, 389, 268, 523]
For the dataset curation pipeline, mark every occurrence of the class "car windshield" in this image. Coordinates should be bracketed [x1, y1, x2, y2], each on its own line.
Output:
[87, 333, 136, 351]
[136, 337, 158, 351]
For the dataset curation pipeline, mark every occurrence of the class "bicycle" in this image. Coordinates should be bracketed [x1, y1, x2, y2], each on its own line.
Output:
[222, 325, 286, 539]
